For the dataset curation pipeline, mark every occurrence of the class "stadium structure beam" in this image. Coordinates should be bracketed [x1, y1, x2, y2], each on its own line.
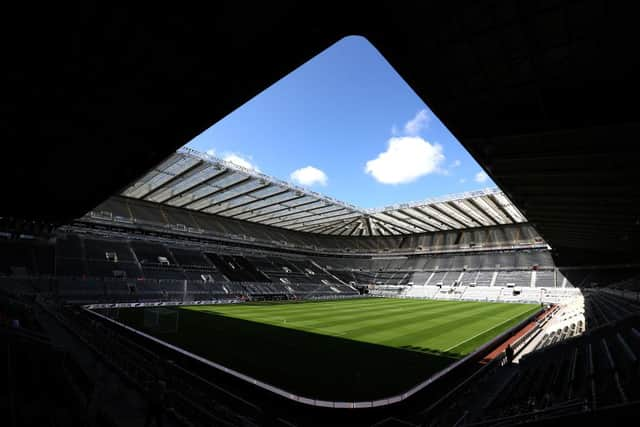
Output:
[450, 199, 494, 227]
[372, 219, 395, 236]
[320, 222, 353, 235]
[485, 150, 634, 165]
[291, 221, 326, 233]
[530, 210, 633, 222]
[382, 211, 434, 233]
[118, 147, 530, 236]
[489, 194, 519, 224]
[144, 163, 226, 204]
[302, 217, 357, 234]
[436, 202, 479, 228]
[186, 176, 255, 211]
[290, 213, 362, 231]
[365, 217, 374, 237]
[234, 198, 317, 222]
[297, 221, 339, 234]
[466, 197, 504, 225]
[492, 169, 639, 179]
[121, 153, 202, 199]
[199, 182, 272, 213]
[212, 188, 291, 216]
[271, 210, 354, 229]
[333, 217, 363, 236]
[138, 160, 205, 200]
[496, 183, 632, 194]
[276, 209, 358, 229]
[164, 169, 235, 206]
[491, 192, 527, 223]
[413, 205, 464, 229]
[371, 216, 412, 235]
[526, 215, 634, 228]
[346, 219, 364, 236]
[226, 193, 305, 219]
[249, 200, 329, 224]
[504, 193, 634, 204]
[399, 208, 448, 231]
[396, 209, 444, 231]
[477, 195, 513, 225]
[264, 206, 349, 227]
[372, 213, 421, 234]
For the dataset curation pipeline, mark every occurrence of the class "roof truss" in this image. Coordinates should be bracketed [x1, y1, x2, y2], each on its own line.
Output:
[119, 149, 527, 236]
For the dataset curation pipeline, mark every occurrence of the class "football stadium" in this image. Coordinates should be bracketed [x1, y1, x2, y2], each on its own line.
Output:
[2, 3, 640, 427]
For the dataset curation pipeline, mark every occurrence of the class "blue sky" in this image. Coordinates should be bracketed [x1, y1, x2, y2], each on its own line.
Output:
[185, 36, 495, 209]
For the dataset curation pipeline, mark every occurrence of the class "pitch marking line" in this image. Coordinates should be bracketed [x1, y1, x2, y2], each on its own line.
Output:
[443, 308, 534, 353]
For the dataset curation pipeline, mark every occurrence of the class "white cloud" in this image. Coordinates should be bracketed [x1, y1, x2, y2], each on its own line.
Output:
[475, 171, 489, 183]
[223, 153, 260, 172]
[404, 109, 430, 135]
[459, 178, 466, 183]
[365, 136, 445, 184]
[290, 166, 328, 186]
[206, 149, 216, 157]
[451, 159, 461, 168]
[391, 124, 399, 135]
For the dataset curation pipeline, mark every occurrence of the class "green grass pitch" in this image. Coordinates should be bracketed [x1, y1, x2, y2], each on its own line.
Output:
[111, 298, 539, 400]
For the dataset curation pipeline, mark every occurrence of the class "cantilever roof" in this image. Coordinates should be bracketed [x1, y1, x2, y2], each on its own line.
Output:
[120, 148, 527, 236]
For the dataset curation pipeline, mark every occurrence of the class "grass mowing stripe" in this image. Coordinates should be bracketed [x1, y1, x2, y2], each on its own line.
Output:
[273, 298, 426, 322]
[295, 299, 463, 330]
[232, 297, 435, 315]
[188, 299, 516, 354]
[443, 305, 536, 352]
[114, 298, 538, 401]
[330, 304, 475, 340]
[195, 298, 403, 318]
[255, 300, 466, 338]
[200, 298, 430, 326]
[196, 300, 401, 325]
[315, 299, 470, 327]
[187, 299, 372, 315]
[413, 304, 527, 349]
[346, 301, 508, 342]
[220, 300, 511, 348]
[378, 303, 529, 347]
[189, 300, 535, 356]
[444, 305, 539, 355]
[406, 304, 538, 352]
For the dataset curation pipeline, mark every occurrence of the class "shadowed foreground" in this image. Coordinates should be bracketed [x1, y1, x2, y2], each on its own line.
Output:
[112, 298, 537, 400]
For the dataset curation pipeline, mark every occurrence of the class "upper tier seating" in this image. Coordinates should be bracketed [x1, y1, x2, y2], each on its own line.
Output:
[89, 197, 546, 253]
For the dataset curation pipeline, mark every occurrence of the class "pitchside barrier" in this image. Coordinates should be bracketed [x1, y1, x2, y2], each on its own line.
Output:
[82, 293, 365, 310]
[82, 301, 545, 409]
[83, 298, 243, 310]
[370, 285, 582, 305]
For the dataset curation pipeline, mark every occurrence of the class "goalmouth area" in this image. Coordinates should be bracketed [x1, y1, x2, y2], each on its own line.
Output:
[104, 298, 540, 401]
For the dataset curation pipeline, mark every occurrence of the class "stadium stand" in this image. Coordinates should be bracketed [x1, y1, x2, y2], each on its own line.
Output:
[3, 3, 640, 426]
[5, 204, 640, 427]
[464, 313, 640, 425]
